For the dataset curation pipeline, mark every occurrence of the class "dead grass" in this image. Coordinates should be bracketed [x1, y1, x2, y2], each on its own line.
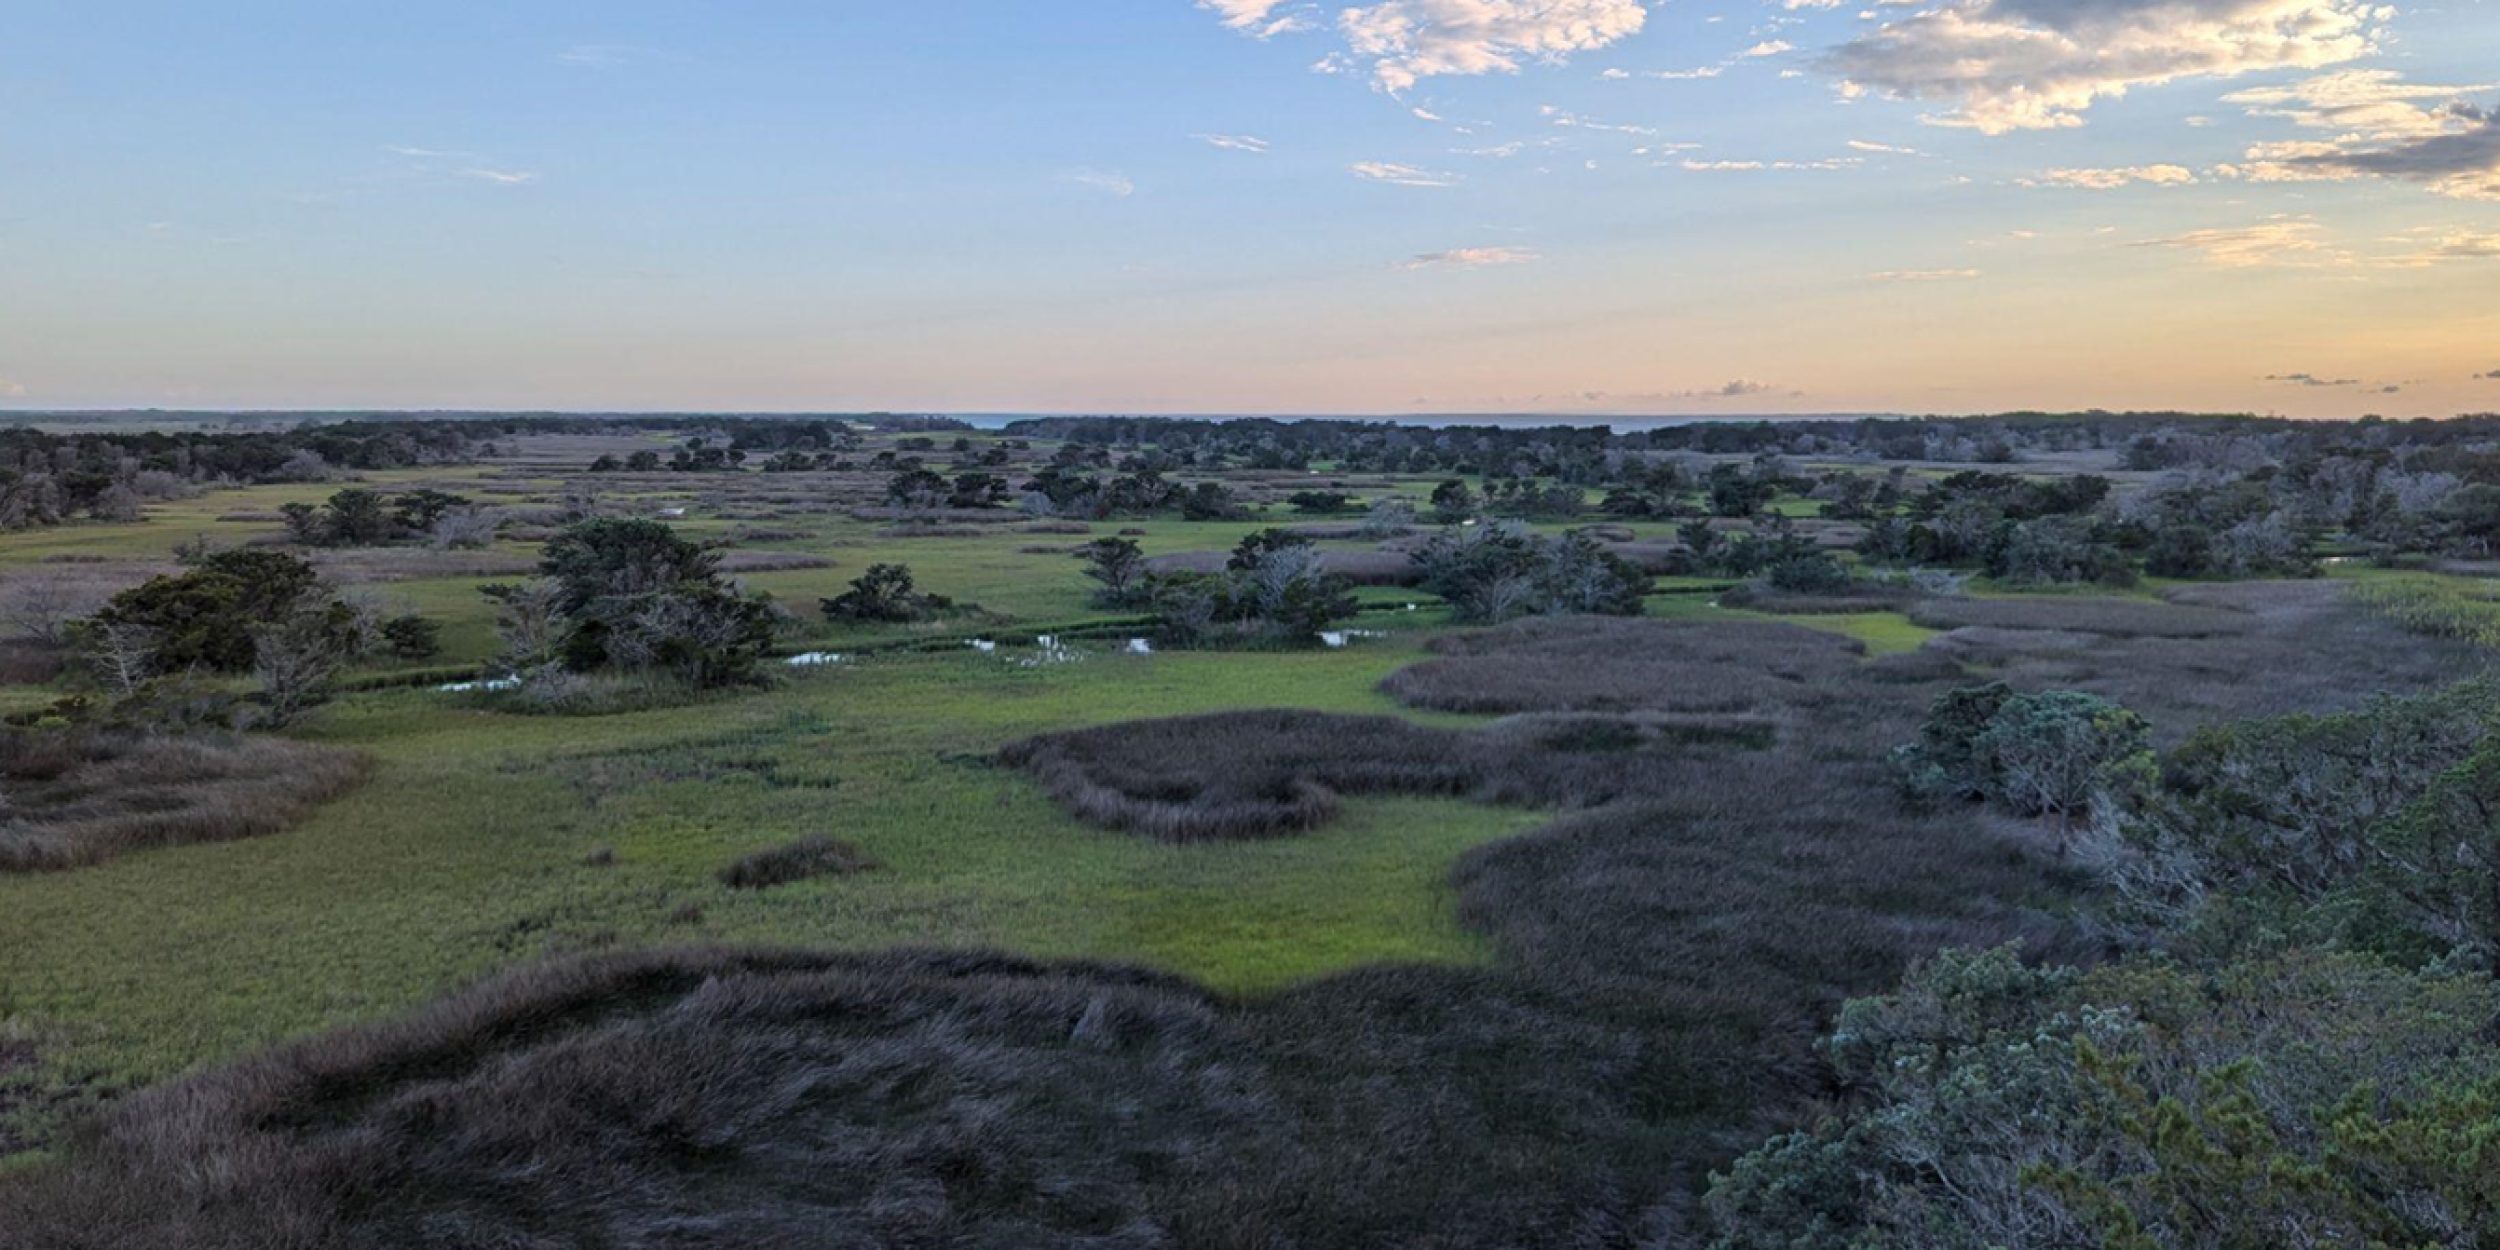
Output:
[0, 732, 370, 873]
[716, 833, 879, 889]
[1906, 595, 2255, 637]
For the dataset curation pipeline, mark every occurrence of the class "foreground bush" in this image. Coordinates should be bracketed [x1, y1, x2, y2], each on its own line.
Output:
[0, 730, 368, 872]
[1706, 946, 2500, 1249]
[717, 833, 879, 888]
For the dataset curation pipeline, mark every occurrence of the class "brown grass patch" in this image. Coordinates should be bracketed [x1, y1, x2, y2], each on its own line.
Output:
[0, 732, 370, 873]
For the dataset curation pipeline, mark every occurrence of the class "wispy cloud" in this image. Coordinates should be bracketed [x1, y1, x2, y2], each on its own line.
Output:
[1741, 40, 1794, 58]
[1194, 133, 1272, 153]
[1403, 246, 1540, 269]
[1678, 156, 1861, 172]
[1350, 160, 1459, 187]
[1869, 267, 1982, 281]
[1197, 0, 1317, 38]
[2136, 218, 2346, 268]
[461, 168, 538, 185]
[2264, 371, 2359, 386]
[1063, 169, 1136, 197]
[1846, 139, 1926, 155]
[2028, 164, 2198, 189]
[0, 374, 24, 399]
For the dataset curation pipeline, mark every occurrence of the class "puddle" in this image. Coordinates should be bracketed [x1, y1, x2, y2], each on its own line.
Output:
[437, 676, 523, 694]
[1319, 629, 1387, 649]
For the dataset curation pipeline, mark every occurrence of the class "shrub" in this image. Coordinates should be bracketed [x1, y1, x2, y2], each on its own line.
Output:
[89, 550, 327, 672]
[1411, 523, 1647, 624]
[499, 518, 780, 687]
[1894, 683, 2154, 844]
[1075, 537, 1149, 608]
[716, 834, 879, 889]
[378, 614, 440, 660]
[1705, 946, 2500, 1250]
[821, 562, 953, 624]
[0, 730, 368, 873]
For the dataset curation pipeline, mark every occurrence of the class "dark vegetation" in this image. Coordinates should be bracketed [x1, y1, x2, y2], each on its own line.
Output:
[484, 518, 780, 688]
[716, 833, 880, 889]
[21, 409, 2500, 1245]
[0, 730, 368, 872]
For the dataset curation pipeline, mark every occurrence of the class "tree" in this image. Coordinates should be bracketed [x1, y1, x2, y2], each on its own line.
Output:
[1288, 490, 1354, 514]
[391, 489, 470, 534]
[92, 549, 327, 672]
[323, 488, 392, 545]
[1, 571, 105, 647]
[822, 563, 949, 624]
[380, 614, 441, 660]
[1077, 537, 1149, 607]
[1429, 479, 1477, 524]
[80, 621, 158, 698]
[250, 607, 348, 727]
[1896, 683, 2154, 850]
[505, 518, 780, 686]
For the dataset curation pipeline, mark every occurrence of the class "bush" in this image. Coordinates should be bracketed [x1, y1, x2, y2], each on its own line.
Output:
[1894, 683, 2154, 843]
[821, 562, 953, 624]
[1411, 523, 1647, 624]
[492, 518, 780, 688]
[0, 730, 368, 873]
[1075, 537, 1149, 608]
[89, 550, 328, 673]
[1706, 946, 2500, 1250]
[1143, 530, 1356, 647]
[716, 834, 879, 889]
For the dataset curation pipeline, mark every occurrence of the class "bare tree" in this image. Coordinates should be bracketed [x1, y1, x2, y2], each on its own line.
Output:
[1, 572, 107, 647]
[84, 622, 159, 698]
[250, 611, 345, 728]
[430, 505, 503, 551]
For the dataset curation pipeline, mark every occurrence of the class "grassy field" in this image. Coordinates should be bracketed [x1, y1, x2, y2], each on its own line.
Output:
[0, 438, 1960, 1156]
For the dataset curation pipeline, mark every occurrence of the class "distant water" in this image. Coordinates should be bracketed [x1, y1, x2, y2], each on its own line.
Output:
[952, 412, 1902, 432]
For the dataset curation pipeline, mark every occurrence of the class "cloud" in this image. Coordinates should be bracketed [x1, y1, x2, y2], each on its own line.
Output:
[1063, 169, 1136, 196]
[461, 168, 538, 185]
[1327, 0, 1649, 93]
[2215, 71, 2500, 200]
[1823, 0, 2381, 134]
[1350, 160, 1460, 187]
[1652, 65, 1726, 80]
[2264, 371, 2359, 386]
[2478, 369, 2500, 380]
[2378, 229, 2500, 266]
[1742, 40, 1794, 57]
[384, 144, 472, 159]
[1869, 267, 1983, 280]
[2029, 164, 2198, 189]
[1685, 379, 1777, 398]
[2135, 218, 2345, 268]
[0, 374, 23, 398]
[1198, 0, 1316, 39]
[1403, 246, 1541, 269]
[1847, 138, 1926, 155]
[1679, 156, 1861, 171]
[1194, 133, 1272, 153]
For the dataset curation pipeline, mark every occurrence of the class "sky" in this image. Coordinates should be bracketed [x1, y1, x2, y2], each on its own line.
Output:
[1, 0, 2496, 418]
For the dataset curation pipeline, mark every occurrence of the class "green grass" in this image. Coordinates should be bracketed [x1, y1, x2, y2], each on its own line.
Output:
[0, 461, 1917, 1152]
[0, 638, 1538, 1142]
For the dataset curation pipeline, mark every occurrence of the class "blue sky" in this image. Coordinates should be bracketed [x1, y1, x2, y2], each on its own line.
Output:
[2, 0, 2496, 415]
